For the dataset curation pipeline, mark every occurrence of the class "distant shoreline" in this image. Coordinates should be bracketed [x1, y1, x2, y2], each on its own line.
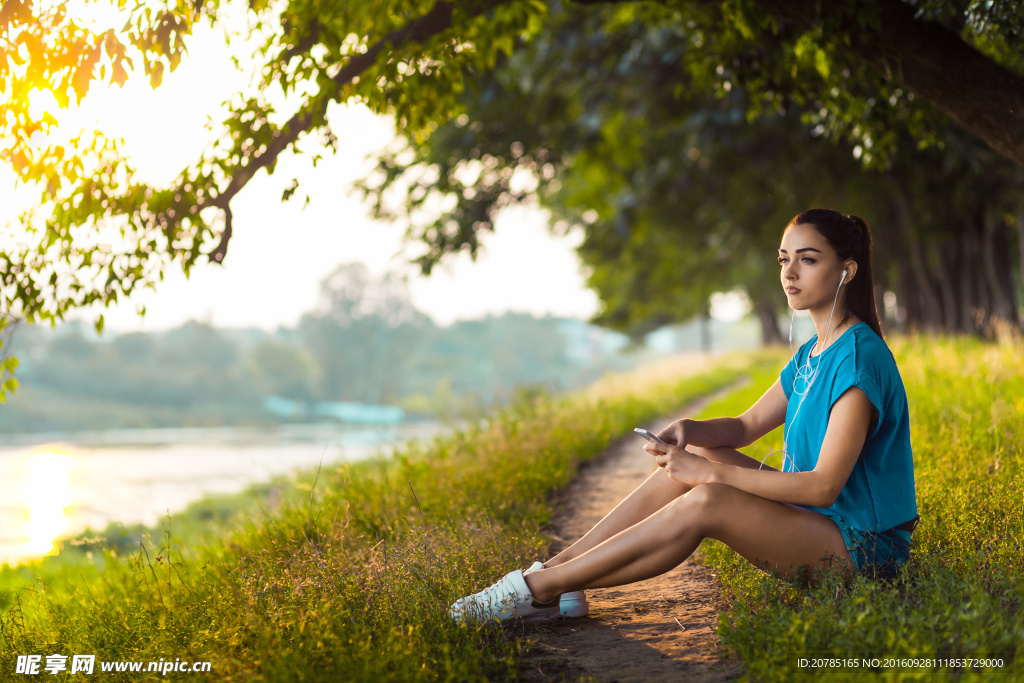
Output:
[0, 420, 443, 450]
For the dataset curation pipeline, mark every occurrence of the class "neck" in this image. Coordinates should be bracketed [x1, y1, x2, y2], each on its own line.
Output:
[809, 303, 854, 354]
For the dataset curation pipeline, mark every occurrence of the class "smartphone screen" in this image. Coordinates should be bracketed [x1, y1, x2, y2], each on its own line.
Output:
[633, 427, 665, 444]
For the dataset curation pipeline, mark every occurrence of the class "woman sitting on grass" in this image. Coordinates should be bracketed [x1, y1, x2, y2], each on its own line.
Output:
[451, 208, 919, 624]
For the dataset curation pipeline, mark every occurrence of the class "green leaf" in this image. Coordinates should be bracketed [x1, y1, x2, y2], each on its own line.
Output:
[0, 377, 18, 403]
[814, 48, 830, 79]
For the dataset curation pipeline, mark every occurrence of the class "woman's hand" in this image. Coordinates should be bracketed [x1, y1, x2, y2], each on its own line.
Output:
[643, 440, 711, 486]
[656, 419, 690, 449]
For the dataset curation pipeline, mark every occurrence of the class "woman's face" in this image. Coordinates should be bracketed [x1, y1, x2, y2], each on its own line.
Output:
[778, 223, 849, 311]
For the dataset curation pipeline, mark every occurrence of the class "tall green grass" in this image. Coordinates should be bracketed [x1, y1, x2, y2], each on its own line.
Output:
[0, 353, 767, 681]
[697, 336, 1024, 681]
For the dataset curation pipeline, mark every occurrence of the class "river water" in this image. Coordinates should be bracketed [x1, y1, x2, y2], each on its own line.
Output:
[0, 422, 441, 567]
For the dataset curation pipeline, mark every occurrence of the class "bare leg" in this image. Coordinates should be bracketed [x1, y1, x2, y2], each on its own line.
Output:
[526, 482, 852, 603]
[546, 445, 776, 568]
[544, 466, 689, 568]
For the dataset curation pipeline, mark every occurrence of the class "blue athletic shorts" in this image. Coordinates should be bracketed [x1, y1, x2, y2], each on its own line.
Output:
[824, 512, 913, 578]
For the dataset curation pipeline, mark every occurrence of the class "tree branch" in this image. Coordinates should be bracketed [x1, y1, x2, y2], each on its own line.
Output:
[753, 0, 1024, 164]
[210, 204, 232, 264]
[207, 1, 465, 213]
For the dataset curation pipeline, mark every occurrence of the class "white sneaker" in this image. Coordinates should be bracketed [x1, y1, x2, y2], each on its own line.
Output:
[526, 561, 589, 618]
[449, 569, 560, 624]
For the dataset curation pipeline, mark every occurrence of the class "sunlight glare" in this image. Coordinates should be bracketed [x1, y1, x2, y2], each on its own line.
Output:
[710, 289, 752, 323]
[16, 448, 77, 556]
[26, 87, 61, 125]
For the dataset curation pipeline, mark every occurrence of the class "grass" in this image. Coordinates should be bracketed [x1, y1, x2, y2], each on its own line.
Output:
[5, 336, 1019, 681]
[696, 335, 1024, 681]
[0, 350, 765, 681]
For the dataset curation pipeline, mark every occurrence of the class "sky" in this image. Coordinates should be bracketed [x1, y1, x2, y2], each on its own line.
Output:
[2, 7, 749, 334]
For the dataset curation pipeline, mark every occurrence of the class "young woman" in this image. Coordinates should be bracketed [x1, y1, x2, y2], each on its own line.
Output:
[451, 209, 918, 624]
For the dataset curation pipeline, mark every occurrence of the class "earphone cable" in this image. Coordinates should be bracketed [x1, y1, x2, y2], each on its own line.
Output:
[769, 272, 846, 472]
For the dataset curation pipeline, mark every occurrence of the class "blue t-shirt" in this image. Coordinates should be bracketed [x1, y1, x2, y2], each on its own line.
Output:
[780, 322, 917, 533]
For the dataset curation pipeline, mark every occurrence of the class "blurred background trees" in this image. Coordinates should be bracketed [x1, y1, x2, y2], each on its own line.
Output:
[359, 1, 1024, 342]
[298, 263, 433, 405]
[0, 264, 639, 432]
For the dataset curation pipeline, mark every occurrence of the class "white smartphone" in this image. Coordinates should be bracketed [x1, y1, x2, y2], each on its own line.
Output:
[633, 427, 666, 444]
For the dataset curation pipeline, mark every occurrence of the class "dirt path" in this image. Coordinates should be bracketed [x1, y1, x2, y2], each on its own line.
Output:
[518, 392, 745, 682]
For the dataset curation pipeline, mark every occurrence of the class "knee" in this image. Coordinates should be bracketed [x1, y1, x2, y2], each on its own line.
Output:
[663, 480, 712, 508]
[668, 483, 735, 526]
[685, 482, 733, 505]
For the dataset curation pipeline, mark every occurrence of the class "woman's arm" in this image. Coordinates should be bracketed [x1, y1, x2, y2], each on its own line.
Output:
[658, 378, 788, 449]
[648, 386, 873, 508]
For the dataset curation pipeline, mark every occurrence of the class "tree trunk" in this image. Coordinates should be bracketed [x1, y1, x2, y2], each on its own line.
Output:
[958, 232, 978, 334]
[995, 230, 1021, 327]
[755, 296, 785, 346]
[931, 241, 959, 333]
[881, 201, 914, 333]
[911, 235, 944, 331]
[750, 0, 1024, 164]
[967, 217, 992, 337]
[896, 274, 919, 333]
[1019, 210, 1024, 331]
[893, 195, 943, 331]
[977, 213, 1021, 334]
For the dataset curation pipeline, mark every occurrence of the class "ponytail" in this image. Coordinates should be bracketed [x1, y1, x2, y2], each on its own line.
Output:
[787, 209, 884, 339]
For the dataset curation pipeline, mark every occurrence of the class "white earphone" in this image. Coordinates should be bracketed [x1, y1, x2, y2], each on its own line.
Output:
[788, 268, 849, 349]
[772, 267, 850, 472]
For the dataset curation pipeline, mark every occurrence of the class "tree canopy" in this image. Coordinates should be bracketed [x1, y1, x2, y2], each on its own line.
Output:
[360, 2, 1024, 341]
[3, 0, 1024, 395]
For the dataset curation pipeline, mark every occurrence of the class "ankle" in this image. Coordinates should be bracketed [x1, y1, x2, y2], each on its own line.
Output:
[523, 571, 558, 604]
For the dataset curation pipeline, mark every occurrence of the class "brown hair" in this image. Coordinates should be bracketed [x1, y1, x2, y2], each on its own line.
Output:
[787, 208, 883, 339]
